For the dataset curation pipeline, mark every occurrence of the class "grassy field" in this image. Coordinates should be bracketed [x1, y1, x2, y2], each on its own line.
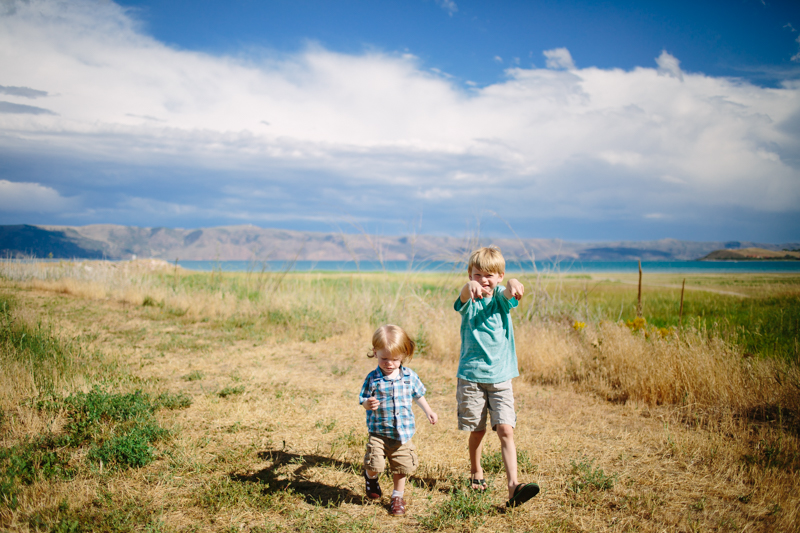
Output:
[0, 260, 798, 532]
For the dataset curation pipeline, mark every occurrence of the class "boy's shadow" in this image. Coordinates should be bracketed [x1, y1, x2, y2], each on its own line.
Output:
[231, 449, 361, 507]
[230, 448, 447, 508]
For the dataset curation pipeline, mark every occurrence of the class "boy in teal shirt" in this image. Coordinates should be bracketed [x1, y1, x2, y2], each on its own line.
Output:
[455, 246, 539, 507]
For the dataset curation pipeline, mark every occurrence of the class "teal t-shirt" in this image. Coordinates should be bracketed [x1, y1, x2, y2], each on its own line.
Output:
[454, 286, 519, 383]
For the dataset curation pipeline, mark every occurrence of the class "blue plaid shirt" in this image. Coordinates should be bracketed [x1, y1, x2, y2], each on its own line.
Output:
[359, 366, 426, 444]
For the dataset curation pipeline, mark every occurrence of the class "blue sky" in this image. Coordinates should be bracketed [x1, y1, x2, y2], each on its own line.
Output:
[1, 0, 799, 242]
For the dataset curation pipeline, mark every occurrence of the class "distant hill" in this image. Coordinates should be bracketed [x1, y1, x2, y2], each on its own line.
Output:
[700, 247, 800, 261]
[0, 225, 105, 259]
[2, 224, 798, 263]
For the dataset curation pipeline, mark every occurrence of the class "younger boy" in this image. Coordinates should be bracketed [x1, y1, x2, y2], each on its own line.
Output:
[455, 246, 539, 507]
[359, 325, 438, 516]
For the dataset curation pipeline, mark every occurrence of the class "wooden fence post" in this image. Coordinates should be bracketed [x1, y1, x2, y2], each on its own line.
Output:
[636, 260, 643, 318]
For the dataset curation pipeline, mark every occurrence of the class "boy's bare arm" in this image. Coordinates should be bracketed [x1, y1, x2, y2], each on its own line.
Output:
[503, 278, 524, 300]
[414, 397, 438, 425]
[460, 281, 484, 303]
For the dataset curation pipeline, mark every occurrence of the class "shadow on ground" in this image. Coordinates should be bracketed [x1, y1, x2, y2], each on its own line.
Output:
[230, 448, 449, 507]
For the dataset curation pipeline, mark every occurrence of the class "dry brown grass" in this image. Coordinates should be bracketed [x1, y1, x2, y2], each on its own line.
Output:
[514, 322, 800, 420]
[1, 261, 798, 532]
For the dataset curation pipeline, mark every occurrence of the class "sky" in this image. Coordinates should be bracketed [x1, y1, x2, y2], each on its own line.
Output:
[1, 0, 800, 243]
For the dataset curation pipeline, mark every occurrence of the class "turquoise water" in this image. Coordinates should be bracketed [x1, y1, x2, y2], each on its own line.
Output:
[177, 259, 800, 274]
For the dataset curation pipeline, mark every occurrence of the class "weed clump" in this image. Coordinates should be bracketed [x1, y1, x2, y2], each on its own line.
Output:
[1, 388, 191, 510]
[481, 449, 537, 475]
[568, 457, 617, 494]
[28, 493, 166, 532]
[218, 385, 245, 398]
[417, 482, 494, 531]
[52, 388, 189, 449]
[0, 437, 73, 509]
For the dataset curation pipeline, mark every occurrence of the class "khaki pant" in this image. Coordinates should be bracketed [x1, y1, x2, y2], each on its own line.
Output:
[364, 434, 418, 475]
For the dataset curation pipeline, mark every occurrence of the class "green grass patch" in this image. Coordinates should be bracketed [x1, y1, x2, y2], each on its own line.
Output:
[50, 388, 189, 447]
[0, 295, 84, 394]
[86, 422, 169, 469]
[315, 419, 337, 434]
[196, 477, 271, 513]
[568, 457, 617, 493]
[141, 295, 161, 307]
[528, 276, 800, 362]
[51, 387, 186, 470]
[0, 387, 192, 509]
[481, 448, 537, 475]
[218, 385, 245, 398]
[182, 370, 205, 381]
[0, 436, 74, 509]
[417, 482, 494, 531]
[28, 493, 166, 533]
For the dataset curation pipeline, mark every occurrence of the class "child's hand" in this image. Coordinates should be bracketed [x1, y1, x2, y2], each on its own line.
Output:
[363, 397, 380, 410]
[467, 280, 484, 300]
[427, 411, 438, 425]
[505, 278, 524, 300]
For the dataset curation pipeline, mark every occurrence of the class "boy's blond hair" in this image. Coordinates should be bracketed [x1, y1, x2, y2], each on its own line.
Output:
[468, 246, 506, 276]
[369, 324, 416, 364]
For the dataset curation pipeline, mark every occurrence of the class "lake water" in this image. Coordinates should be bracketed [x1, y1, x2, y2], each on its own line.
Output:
[177, 259, 800, 274]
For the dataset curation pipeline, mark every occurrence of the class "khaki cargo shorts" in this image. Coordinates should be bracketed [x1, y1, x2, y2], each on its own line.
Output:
[457, 378, 516, 432]
[364, 434, 418, 475]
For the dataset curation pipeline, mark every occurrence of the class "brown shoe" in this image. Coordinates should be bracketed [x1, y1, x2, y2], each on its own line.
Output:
[364, 472, 382, 500]
[390, 496, 406, 516]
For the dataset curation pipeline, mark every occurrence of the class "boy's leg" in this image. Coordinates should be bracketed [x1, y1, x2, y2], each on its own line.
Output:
[468, 429, 486, 480]
[483, 381, 524, 498]
[496, 424, 518, 498]
[392, 473, 406, 494]
[364, 435, 386, 499]
[387, 440, 416, 517]
[458, 379, 490, 486]
[390, 474, 407, 516]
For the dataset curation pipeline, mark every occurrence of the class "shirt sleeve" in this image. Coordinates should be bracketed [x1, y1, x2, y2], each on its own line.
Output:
[358, 374, 373, 405]
[410, 371, 426, 399]
[454, 296, 470, 314]
[495, 286, 519, 312]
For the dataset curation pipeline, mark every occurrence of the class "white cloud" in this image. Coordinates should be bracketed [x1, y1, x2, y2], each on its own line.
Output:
[656, 50, 683, 80]
[0, 0, 798, 234]
[0, 180, 75, 212]
[543, 48, 575, 70]
[435, 0, 457, 16]
[417, 187, 453, 200]
[660, 175, 687, 185]
[793, 35, 800, 62]
[597, 151, 643, 167]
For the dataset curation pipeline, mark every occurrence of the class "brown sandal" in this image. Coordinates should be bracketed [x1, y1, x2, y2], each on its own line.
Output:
[390, 496, 406, 516]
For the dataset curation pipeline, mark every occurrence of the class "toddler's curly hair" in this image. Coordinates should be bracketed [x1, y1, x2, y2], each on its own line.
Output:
[369, 324, 416, 364]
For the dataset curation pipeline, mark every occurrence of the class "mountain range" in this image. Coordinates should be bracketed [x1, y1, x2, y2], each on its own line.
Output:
[2, 224, 798, 263]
